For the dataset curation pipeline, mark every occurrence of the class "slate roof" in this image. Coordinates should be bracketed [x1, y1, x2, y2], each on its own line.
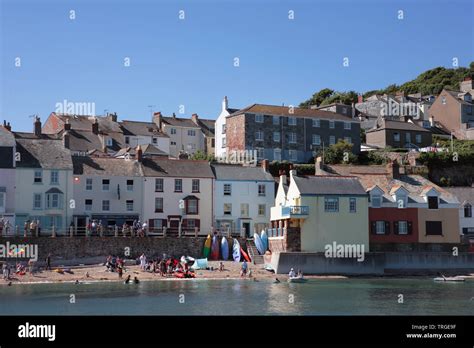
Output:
[59, 129, 124, 153]
[212, 164, 274, 181]
[14, 133, 73, 170]
[72, 157, 143, 176]
[228, 104, 357, 122]
[51, 113, 123, 133]
[445, 90, 474, 106]
[120, 120, 168, 137]
[293, 175, 366, 196]
[446, 187, 474, 205]
[141, 158, 214, 178]
[114, 144, 168, 157]
[161, 116, 200, 128]
[196, 119, 215, 137]
[367, 118, 431, 133]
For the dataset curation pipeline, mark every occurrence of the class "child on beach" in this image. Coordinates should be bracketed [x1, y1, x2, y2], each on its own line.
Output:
[240, 260, 248, 277]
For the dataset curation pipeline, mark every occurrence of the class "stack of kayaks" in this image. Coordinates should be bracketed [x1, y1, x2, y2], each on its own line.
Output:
[232, 239, 241, 262]
[260, 230, 268, 252]
[254, 233, 265, 255]
[211, 235, 220, 260]
[221, 237, 229, 260]
[203, 235, 212, 258]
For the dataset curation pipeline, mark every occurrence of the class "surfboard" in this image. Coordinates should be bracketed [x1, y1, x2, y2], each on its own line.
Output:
[254, 233, 264, 255]
[221, 237, 229, 260]
[203, 235, 212, 258]
[260, 230, 268, 252]
[232, 239, 241, 262]
[240, 247, 251, 262]
[211, 235, 220, 260]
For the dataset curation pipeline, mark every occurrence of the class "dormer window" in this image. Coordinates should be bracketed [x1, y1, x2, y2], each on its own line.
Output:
[396, 193, 407, 208]
[428, 196, 438, 209]
[464, 203, 472, 218]
[371, 194, 382, 208]
[441, 96, 446, 105]
[106, 138, 113, 146]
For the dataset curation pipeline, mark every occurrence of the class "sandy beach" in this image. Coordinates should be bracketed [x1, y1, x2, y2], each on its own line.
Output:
[1, 260, 348, 285]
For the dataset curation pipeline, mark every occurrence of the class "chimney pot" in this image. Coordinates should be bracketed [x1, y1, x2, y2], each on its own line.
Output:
[222, 96, 228, 112]
[386, 159, 400, 179]
[136, 145, 143, 162]
[64, 119, 71, 131]
[34, 116, 42, 137]
[92, 117, 99, 134]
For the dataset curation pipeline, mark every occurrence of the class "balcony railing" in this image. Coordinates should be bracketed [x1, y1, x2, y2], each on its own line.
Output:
[281, 205, 309, 218]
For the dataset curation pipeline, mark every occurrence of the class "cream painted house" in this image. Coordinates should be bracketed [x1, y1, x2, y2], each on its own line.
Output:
[270, 171, 369, 252]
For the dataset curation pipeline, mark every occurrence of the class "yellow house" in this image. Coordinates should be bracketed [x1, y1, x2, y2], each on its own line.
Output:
[270, 170, 369, 253]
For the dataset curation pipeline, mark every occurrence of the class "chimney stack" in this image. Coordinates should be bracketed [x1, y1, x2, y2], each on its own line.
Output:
[261, 159, 269, 172]
[153, 112, 162, 130]
[109, 112, 118, 123]
[63, 131, 70, 149]
[191, 113, 199, 125]
[34, 116, 42, 137]
[64, 118, 71, 131]
[2, 120, 11, 131]
[172, 112, 176, 119]
[92, 117, 99, 134]
[222, 96, 228, 112]
[315, 156, 324, 175]
[429, 115, 435, 127]
[136, 145, 143, 162]
[386, 159, 400, 179]
[357, 94, 363, 103]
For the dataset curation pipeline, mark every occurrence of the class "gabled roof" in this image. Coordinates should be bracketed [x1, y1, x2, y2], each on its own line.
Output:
[14, 134, 73, 170]
[49, 113, 123, 133]
[367, 118, 431, 133]
[161, 116, 200, 128]
[120, 120, 168, 138]
[212, 164, 273, 181]
[141, 158, 214, 178]
[292, 175, 366, 196]
[196, 119, 215, 137]
[228, 104, 357, 122]
[58, 129, 124, 153]
[114, 144, 168, 157]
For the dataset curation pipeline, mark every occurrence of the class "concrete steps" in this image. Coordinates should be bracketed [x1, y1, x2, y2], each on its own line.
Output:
[246, 239, 264, 265]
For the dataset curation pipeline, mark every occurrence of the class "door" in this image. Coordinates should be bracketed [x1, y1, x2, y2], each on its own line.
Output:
[169, 220, 179, 234]
[243, 222, 251, 238]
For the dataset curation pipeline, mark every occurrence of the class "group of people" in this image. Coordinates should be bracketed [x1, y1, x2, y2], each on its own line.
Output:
[0, 217, 12, 236]
[139, 253, 192, 277]
[288, 268, 304, 278]
[104, 255, 125, 278]
[122, 220, 148, 237]
[23, 219, 41, 236]
[85, 220, 104, 236]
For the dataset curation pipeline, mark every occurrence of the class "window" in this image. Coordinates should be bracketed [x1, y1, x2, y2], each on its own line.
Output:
[416, 134, 422, 143]
[187, 143, 196, 150]
[188, 130, 196, 136]
[371, 194, 382, 208]
[426, 221, 442, 235]
[155, 178, 163, 192]
[171, 141, 176, 146]
[349, 198, 357, 213]
[127, 180, 134, 191]
[255, 114, 264, 123]
[125, 137, 130, 144]
[396, 194, 407, 208]
[126, 200, 134, 211]
[155, 197, 163, 213]
[393, 132, 400, 142]
[344, 136, 352, 144]
[288, 117, 297, 126]
[272, 116, 279, 125]
[344, 122, 351, 130]
[464, 203, 472, 218]
[273, 132, 280, 142]
[240, 203, 249, 217]
[170, 128, 176, 135]
[106, 138, 113, 146]
[405, 133, 411, 143]
[192, 179, 200, 192]
[428, 196, 438, 209]
[397, 221, 408, 235]
[312, 134, 321, 145]
[33, 194, 42, 210]
[224, 184, 232, 196]
[375, 221, 386, 235]
[174, 179, 182, 192]
[273, 148, 281, 161]
[257, 148, 265, 159]
[312, 119, 320, 127]
[187, 219, 196, 229]
[258, 184, 266, 196]
[46, 193, 61, 209]
[289, 150, 297, 161]
[222, 124, 226, 134]
[255, 131, 264, 141]
[85, 199, 92, 211]
[441, 96, 446, 105]
[288, 132, 297, 143]
[258, 204, 266, 216]
[153, 219, 163, 229]
[152, 138, 157, 144]
[329, 136, 336, 145]
[211, 138, 215, 147]
[324, 197, 339, 212]
[86, 178, 93, 191]
[222, 138, 226, 147]
[224, 203, 232, 215]
[329, 120, 335, 129]
[186, 199, 198, 214]
[50, 171, 59, 185]
[102, 200, 110, 211]
[34, 170, 42, 184]
[102, 179, 110, 191]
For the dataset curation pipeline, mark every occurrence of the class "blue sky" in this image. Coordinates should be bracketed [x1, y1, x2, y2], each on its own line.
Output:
[1, 0, 473, 131]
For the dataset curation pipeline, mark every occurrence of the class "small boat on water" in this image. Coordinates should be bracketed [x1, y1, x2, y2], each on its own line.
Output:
[433, 276, 465, 282]
[288, 276, 307, 283]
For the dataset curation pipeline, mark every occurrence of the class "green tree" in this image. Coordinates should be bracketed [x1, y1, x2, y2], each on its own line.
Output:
[189, 150, 214, 161]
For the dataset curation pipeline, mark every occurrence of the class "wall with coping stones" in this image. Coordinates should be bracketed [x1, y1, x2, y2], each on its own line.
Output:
[0, 237, 247, 262]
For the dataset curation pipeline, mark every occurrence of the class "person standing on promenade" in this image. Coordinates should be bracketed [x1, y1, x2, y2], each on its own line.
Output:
[45, 253, 51, 271]
[139, 254, 146, 271]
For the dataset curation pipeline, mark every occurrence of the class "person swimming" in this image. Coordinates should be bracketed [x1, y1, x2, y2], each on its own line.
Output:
[124, 275, 131, 284]
[274, 278, 280, 283]
[133, 276, 140, 284]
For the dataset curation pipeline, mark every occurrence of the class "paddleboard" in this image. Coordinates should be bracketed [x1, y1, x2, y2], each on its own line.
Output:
[221, 237, 229, 260]
[254, 233, 264, 255]
[240, 247, 251, 262]
[211, 235, 220, 260]
[260, 230, 268, 251]
[232, 239, 241, 262]
[203, 235, 212, 258]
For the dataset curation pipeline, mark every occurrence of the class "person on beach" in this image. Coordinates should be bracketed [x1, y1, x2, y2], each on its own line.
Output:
[2, 262, 8, 280]
[240, 260, 248, 277]
[117, 263, 123, 279]
[219, 262, 224, 272]
[28, 259, 34, 275]
[45, 253, 51, 271]
[139, 254, 146, 271]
